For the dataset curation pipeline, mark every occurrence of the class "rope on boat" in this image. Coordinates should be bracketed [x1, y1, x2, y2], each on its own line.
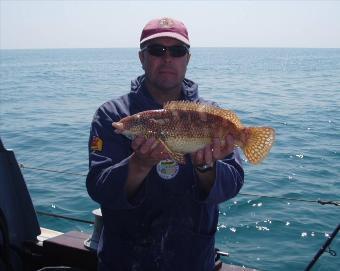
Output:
[239, 193, 340, 207]
[18, 164, 94, 225]
[19, 163, 87, 176]
[36, 210, 94, 225]
[19, 163, 340, 207]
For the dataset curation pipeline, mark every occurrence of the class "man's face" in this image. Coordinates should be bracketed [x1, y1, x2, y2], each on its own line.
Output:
[139, 37, 191, 92]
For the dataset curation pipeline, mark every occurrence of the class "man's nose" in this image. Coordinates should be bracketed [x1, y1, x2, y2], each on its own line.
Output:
[162, 51, 172, 62]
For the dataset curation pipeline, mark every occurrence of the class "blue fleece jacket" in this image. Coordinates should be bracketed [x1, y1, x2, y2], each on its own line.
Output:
[86, 75, 244, 271]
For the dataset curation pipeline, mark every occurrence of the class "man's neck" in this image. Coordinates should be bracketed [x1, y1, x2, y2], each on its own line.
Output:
[146, 83, 182, 106]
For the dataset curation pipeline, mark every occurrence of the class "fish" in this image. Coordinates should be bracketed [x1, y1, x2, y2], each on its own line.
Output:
[112, 101, 275, 164]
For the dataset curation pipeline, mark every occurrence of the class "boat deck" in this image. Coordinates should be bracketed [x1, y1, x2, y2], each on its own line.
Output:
[34, 230, 256, 271]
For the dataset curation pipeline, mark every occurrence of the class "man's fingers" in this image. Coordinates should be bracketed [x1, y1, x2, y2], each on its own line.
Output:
[204, 145, 212, 166]
[131, 135, 145, 151]
[217, 135, 235, 158]
[140, 138, 157, 154]
[150, 143, 168, 159]
[192, 149, 204, 165]
[212, 138, 221, 160]
[150, 139, 160, 151]
[224, 135, 235, 153]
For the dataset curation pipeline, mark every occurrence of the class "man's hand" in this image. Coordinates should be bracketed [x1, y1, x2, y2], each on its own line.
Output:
[190, 135, 235, 197]
[130, 135, 170, 169]
[191, 135, 235, 167]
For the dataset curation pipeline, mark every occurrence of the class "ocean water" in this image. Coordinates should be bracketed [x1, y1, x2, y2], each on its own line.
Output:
[0, 48, 339, 271]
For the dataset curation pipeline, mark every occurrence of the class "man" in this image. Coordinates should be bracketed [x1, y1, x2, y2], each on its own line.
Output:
[86, 17, 244, 271]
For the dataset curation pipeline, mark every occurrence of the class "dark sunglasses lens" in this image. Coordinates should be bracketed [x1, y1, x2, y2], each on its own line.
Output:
[147, 45, 166, 57]
[169, 46, 188, 57]
[146, 44, 188, 57]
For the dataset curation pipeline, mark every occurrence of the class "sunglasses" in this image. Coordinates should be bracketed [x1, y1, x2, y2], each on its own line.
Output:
[141, 44, 189, 58]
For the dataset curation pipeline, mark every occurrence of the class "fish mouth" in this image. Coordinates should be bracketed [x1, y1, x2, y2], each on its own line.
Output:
[112, 122, 124, 133]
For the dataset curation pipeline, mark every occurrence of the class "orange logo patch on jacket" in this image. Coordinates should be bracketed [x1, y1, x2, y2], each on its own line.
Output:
[91, 136, 103, 152]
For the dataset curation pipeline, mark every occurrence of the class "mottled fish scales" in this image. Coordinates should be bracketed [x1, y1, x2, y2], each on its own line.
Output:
[164, 101, 243, 129]
[112, 101, 275, 164]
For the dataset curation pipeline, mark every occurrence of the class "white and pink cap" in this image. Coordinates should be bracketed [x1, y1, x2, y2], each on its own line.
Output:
[140, 17, 190, 47]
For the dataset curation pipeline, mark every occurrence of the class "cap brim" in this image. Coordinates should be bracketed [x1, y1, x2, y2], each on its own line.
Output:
[140, 32, 190, 46]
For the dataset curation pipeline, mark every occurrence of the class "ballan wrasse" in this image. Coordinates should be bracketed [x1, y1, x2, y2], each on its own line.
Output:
[112, 101, 275, 164]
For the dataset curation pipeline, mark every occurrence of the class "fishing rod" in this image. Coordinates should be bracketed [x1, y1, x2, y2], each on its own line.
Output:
[305, 223, 339, 271]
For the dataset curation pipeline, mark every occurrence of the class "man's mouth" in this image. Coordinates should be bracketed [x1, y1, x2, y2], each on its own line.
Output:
[159, 69, 176, 75]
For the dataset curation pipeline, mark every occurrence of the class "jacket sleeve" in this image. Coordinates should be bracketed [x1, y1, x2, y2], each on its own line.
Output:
[195, 150, 244, 205]
[193, 99, 244, 204]
[86, 104, 146, 210]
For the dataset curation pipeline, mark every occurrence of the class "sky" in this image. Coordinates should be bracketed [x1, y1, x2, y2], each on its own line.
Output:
[1, 0, 340, 49]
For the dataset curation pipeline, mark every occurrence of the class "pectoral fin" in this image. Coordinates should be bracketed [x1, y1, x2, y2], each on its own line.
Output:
[159, 139, 186, 164]
[169, 152, 186, 164]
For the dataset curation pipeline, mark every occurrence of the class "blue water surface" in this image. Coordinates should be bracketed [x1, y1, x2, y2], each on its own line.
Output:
[0, 48, 339, 271]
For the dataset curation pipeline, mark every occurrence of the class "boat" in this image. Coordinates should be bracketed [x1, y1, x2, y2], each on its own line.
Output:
[0, 137, 257, 271]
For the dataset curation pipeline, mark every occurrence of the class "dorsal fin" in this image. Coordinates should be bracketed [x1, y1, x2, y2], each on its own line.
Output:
[164, 101, 243, 128]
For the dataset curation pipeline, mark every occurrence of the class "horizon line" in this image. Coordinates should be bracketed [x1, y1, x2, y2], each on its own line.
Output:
[1, 46, 340, 51]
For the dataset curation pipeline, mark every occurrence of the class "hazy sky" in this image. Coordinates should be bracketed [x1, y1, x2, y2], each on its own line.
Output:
[1, 0, 340, 49]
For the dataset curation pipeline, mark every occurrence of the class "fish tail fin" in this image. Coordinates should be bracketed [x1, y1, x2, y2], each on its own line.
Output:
[241, 127, 275, 164]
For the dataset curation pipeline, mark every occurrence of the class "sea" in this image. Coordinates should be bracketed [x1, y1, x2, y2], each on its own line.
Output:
[0, 47, 339, 271]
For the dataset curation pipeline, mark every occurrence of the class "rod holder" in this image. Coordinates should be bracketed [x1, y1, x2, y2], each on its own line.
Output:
[84, 208, 102, 251]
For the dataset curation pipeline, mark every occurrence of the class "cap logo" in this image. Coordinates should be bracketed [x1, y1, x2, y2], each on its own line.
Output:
[159, 18, 174, 28]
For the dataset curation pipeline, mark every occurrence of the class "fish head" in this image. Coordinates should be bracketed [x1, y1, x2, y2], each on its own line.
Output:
[112, 114, 145, 140]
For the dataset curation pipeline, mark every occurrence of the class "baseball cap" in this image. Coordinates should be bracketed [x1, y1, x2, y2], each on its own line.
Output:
[140, 17, 190, 47]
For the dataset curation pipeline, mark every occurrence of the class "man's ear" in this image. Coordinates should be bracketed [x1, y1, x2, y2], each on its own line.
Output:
[139, 51, 145, 70]
[186, 53, 191, 65]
